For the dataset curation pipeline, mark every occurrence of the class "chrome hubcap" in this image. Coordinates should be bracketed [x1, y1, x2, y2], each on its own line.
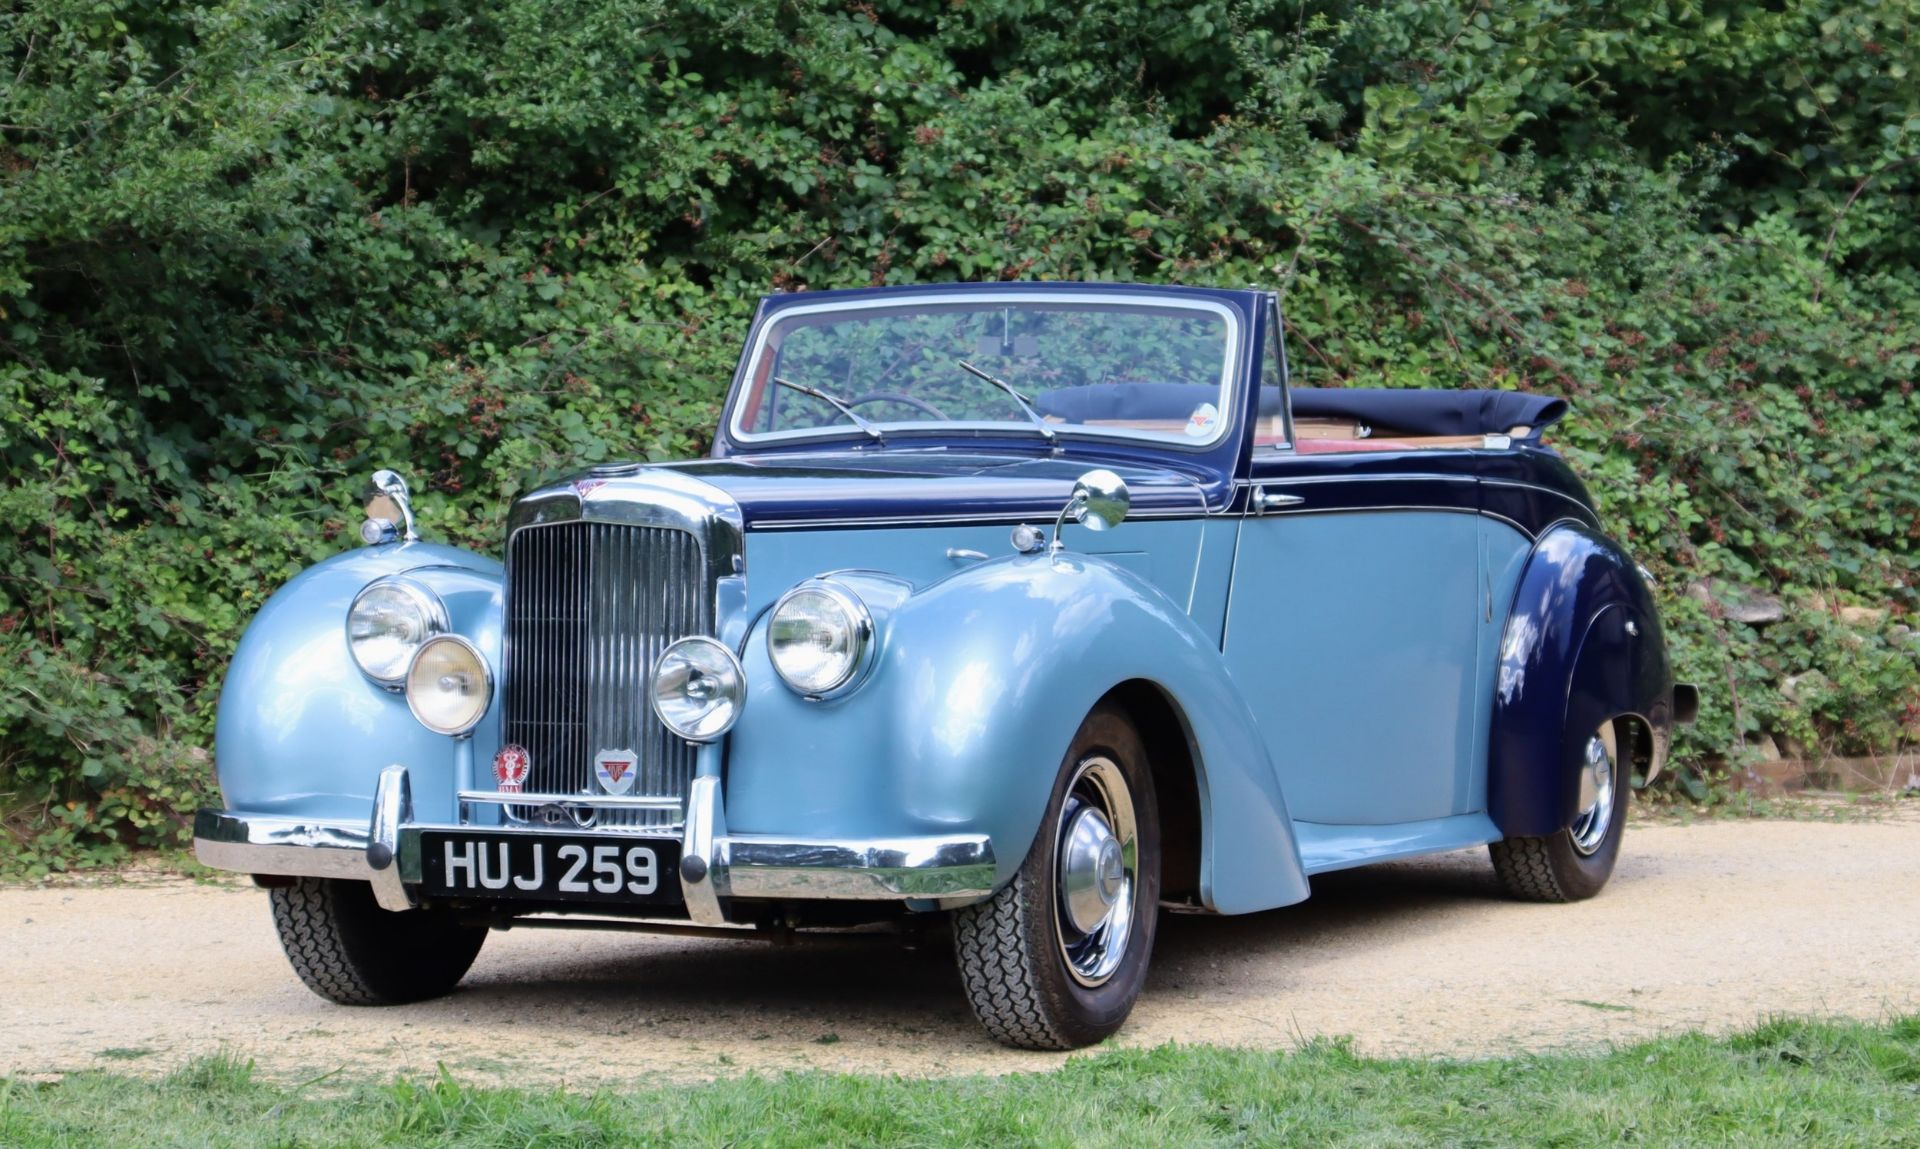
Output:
[1569, 729, 1617, 856]
[1053, 755, 1137, 987]
[1060, 808, 1124, 933]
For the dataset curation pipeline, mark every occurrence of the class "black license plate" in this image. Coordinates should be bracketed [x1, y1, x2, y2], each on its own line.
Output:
[419, 832, 681, 904]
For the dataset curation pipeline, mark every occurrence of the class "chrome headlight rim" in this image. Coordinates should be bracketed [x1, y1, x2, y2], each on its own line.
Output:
[648, 636, 747, 743]
[767, 579, 876, 701]
[404, 633, 494, 737]
[346, 575, 450, 688]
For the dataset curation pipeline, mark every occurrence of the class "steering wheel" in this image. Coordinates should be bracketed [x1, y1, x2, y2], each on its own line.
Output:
[847, 391, 952, 420]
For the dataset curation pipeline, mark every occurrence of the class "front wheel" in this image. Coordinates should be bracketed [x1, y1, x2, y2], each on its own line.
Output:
[269, 877, 487, 1005]
[1489, 723, 1626, 902]
[953, 704, 1161, 1050]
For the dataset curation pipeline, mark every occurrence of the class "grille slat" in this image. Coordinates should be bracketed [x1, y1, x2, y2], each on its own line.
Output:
[503, 521, 707, 832]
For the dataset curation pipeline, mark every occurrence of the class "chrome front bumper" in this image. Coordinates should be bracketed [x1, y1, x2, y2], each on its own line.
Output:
[194, 766, 997, 925]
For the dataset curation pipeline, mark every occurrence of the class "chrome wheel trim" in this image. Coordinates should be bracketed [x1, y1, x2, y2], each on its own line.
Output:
[1569, 728, 1618, 857]
[1052, 754, 1138, 988]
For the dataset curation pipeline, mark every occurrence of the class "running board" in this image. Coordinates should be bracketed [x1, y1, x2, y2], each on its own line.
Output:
[1293, 813, 1501, 876]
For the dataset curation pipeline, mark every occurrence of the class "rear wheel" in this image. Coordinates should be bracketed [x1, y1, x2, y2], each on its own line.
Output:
[1489, 723, 1626, 902]
[269, 878, 487, 1005]
[953, 704, 1161, 1049]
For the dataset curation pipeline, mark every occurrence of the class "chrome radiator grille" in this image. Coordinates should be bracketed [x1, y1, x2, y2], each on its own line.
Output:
[502, 521, 708, 831]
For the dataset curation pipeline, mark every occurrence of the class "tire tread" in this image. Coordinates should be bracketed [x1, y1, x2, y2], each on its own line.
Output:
[953, 874, 1069, 1050]
[268, 878, 484, 1006]
[951, 702, 1159, 1051]
[1488, 834, 1573, 903]
[270, 879, 390, 1004]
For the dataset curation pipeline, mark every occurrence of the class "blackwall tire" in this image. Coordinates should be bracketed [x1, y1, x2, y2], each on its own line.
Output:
[1489, 724, 1626, 903]
[269, 878, 487, 1005]
[952, 703, 1161, 1050]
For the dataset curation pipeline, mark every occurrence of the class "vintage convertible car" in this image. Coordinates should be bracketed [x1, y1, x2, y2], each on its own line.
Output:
[197, 282, 1696, 1049]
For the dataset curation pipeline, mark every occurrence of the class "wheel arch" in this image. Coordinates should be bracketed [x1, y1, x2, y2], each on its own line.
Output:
[724, 554, 1309, 913]
[214, 541, 503, 824]
[1488, 523, 1675, 839]
[1098, 679, 1204, 906]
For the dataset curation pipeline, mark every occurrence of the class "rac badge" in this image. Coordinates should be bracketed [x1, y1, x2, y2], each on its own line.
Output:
[493, 744, 531, 793]
[594, 748, 639, 796]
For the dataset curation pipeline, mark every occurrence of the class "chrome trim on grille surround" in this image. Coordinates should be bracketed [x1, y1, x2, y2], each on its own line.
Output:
[501, 468, 748, 832]
[458, 790, 684, 811]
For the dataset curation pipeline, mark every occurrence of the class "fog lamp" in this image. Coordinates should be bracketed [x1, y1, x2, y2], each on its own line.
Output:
[405, 635, 492, 736]
[650, 637, 745, 742]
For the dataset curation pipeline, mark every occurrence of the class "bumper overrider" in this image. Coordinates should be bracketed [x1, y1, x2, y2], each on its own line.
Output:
[194, 766, 997, 924]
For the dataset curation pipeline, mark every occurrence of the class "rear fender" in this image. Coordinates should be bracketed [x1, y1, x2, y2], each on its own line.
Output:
[1488, 524, 1674, 838]
[213, 542, 503, 824]
[723, 552, 1310, 913]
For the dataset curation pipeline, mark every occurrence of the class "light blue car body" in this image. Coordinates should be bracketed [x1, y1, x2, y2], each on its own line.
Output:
[205, 282, 1680, 921]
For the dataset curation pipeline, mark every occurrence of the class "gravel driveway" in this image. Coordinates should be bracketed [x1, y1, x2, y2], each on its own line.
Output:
[4, 816, 1916, 1084]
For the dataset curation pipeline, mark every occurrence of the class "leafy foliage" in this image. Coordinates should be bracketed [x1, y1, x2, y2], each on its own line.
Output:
[3, 0, 1917, 868]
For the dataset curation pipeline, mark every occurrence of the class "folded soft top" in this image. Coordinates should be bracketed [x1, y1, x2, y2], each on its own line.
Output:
[1290, 388, 1569, 438]
[1032, 384, 1569, 439]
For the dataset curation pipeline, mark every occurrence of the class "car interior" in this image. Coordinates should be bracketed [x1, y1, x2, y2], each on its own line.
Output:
[1030, 383, 1570, 452]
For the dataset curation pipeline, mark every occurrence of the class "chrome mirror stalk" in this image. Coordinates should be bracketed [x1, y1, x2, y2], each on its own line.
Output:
[1050, 469, 1130, 554]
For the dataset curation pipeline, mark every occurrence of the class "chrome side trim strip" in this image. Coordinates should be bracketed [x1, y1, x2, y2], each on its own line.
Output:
[1247, 472, 1475, 488]
[1240, 471, 1590, 507]
[1479, 476, 1599, 509]
[1253, 503, 1538, 540]
[745, 508, 1204, 531]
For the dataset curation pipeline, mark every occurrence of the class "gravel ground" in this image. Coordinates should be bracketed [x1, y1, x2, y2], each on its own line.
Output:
[3, 815, 1916, 1084]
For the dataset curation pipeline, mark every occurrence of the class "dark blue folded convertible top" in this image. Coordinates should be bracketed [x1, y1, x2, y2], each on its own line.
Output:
[1032, 384, 1569, 439]
[1290, 388, 1569, 438]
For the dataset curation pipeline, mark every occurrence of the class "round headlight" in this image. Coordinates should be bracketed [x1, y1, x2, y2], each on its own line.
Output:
[650, 637, 745, 742]
[405, 635, 493, 736]
[768, 582, 874, 699]
[347, 577, 448, 685]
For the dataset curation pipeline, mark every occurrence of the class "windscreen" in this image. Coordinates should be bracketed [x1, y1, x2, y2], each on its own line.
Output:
[730, 296, 1238, 447]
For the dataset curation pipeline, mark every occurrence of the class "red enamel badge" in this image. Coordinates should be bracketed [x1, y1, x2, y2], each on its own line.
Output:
[493, 744, 531, 793]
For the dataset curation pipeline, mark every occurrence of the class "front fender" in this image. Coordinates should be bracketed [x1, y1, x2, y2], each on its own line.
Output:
[213, 541, 503, 824]
[724, 552, 1310, 913]
[1488, 524, 1673, 838]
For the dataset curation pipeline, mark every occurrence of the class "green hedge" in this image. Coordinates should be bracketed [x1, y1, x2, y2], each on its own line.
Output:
[3, 0, 1916, 870]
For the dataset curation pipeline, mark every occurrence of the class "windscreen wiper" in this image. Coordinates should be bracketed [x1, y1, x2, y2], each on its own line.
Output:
[773, 376, 885, 443]
[957, 360, 1057, 446]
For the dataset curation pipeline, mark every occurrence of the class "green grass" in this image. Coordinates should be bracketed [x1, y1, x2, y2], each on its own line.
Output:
[4, 1018, 1917, 1147]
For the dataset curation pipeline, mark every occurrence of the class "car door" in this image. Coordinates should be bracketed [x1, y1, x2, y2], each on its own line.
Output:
[1220, 310, 1486, 827]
